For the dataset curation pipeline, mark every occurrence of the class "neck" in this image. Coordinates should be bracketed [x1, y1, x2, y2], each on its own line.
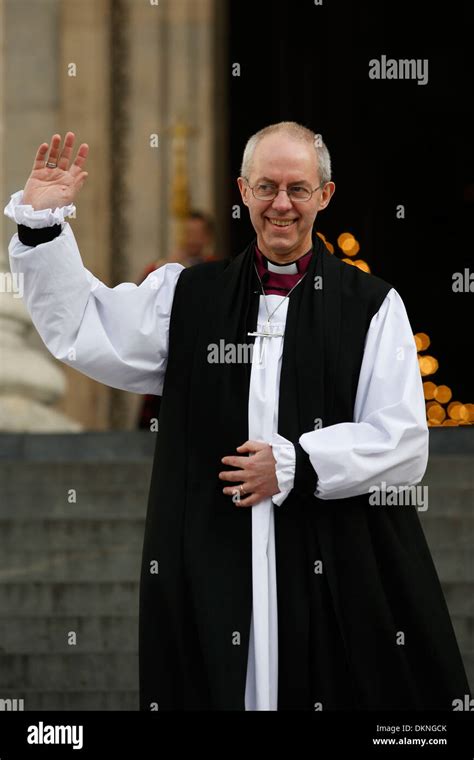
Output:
[256, 234, 313, 264]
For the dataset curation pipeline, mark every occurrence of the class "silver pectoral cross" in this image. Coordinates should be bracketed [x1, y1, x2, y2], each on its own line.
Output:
[247, 321, 284, 338]
[247, 321, 284, 365]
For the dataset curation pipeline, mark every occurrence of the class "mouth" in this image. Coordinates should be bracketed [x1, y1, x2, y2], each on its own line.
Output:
[265, 217, 298, 229]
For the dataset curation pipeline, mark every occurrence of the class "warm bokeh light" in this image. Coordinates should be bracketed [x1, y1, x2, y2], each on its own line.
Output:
[337, 232, 353, 248]
[448, 402, 462, 420]
[343, 241, 360, 256]
[337, 233, 360, 257]
[427, 403, 446, 423]
[423, 381, 437, 399]
[353, 259, 371, 273]
[433, 385, 452, 404]
[414, 333, 431, 351]
[333, 231, 471, 428]
[418, 355, 439, 375]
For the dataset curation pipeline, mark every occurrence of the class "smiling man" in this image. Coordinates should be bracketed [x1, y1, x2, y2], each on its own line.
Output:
[5, 122, 470, 711]
[237, 128, 334, 263]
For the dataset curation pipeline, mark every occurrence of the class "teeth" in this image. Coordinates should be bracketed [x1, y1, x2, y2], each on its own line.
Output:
[269, 219, 295, 227]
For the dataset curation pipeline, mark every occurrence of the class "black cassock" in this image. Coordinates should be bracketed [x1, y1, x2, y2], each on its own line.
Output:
[139, 231, 470, 710]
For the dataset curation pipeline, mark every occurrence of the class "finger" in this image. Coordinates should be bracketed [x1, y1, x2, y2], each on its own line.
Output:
[220, 455, 250, 468]
[236, 440, 266, 454]
[70, 143, 90, 177]
[218, 469, 246, 483]
[222, 486, 250, 496]
[45, 134, 63, 167]
[32, 143, 50, 172]
[222, 481, 253, 494]
[56, 131, 76, 171]
[74, 171, 89, 192]
[233, 492, 259, 507]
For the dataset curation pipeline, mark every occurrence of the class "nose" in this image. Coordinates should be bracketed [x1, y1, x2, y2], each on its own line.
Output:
[270, 189, 294, 213]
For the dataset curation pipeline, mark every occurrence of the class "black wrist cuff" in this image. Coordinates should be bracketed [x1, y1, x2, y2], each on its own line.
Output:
[17, 223, 62, 247]
[294, 441, 318, 495]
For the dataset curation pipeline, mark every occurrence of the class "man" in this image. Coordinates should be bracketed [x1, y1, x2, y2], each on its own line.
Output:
[168, 210, 216, 268]
[137, 210, 217, 430]
[4, 124, 470, 711]
[140, 210, 216, 278]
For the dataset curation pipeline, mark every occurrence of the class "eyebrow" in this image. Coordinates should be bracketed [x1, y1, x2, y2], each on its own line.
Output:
[255, 176, 311, 185]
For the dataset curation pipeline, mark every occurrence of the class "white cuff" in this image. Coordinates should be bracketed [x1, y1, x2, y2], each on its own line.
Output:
[4, 189, 76, 228]
[270, 432, 296, 506]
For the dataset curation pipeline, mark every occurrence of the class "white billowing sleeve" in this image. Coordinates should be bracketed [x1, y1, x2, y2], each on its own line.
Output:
[4, 188, 77, 227]
[271, 433, 296, 506]
[298, 287, 429, 500]
[6, 192, 184, 395]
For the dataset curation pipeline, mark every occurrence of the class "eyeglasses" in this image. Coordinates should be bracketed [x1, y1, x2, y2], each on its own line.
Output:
[243, 178, 325, 202]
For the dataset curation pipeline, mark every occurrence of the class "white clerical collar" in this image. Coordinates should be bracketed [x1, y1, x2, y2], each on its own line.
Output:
[266, 259, 298, 274]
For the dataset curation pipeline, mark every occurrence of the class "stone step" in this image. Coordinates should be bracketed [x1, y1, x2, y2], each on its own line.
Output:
[0, 460, 153, 488]
[0, 582, 139, 615]
[0, 690, 139, 711]
[0, 648, 470, 700]
[1, 474, 472, 516]
[0, 487, 149, 518]
[3, 486, 472, 517]
[0, 550, 143, 583]
[420, 516, 474, 548]
[427, 428, 474, 456]
[0, 612, 471, 655]
[0, 578, 470, 623]
[421, 457, 474, 488]
[0, 652, 137, 690]
[0, 615, 137, 654]
[0, 431, 470, 706]
[416, 487, 474, 517]
[439, 582, 474, 618]
[0, 432, 156, 462]
[0, 518, 145, 551]
[2, 544, 470, 583]
[427, 549, 474, 584]
[452, 616, 474, 651]
[462, 651, 474, 692]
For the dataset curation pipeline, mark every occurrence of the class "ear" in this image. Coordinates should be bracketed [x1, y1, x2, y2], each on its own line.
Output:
[318, 181, 336, 211]
[237, 177, 250, 207]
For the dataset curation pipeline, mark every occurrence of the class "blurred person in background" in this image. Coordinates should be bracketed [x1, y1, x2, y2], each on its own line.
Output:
[137, 211, 217, 429]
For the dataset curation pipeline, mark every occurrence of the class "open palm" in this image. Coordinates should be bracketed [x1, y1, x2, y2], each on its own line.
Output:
[22, 132, 89, 211]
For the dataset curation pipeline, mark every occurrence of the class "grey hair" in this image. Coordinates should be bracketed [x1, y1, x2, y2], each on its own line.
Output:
[240, 121, 332, 186]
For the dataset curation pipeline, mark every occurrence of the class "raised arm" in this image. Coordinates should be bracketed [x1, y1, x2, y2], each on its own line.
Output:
[4, 133, 183, 394]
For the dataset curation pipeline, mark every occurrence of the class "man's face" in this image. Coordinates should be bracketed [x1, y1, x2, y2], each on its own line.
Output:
[237, 134, 335, 263]
[183, 218, 211, 258]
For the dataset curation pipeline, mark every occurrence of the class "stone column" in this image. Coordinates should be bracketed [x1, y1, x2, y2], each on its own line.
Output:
[0, 0, 80, 431]
[117, 0, 226, 430]
[55, 0, 112, 430]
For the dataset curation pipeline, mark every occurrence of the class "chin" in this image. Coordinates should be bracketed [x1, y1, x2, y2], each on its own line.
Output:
[263, 233, 297, 251]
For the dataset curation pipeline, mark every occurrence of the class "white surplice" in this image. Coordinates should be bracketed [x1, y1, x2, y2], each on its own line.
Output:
[5, 190, 429, 712]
